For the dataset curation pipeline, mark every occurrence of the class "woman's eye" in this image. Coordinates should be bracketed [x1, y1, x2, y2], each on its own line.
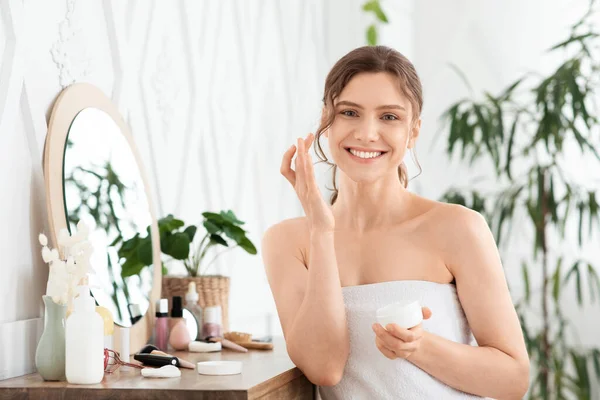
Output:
[341, 110, 357, 117]
[382, 114, 398, 121]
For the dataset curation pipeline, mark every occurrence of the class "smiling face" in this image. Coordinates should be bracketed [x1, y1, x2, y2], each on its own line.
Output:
[325, 72, 421, 184]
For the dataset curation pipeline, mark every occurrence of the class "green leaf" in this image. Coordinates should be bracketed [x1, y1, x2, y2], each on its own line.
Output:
[109, 234, 123, 247]
[549, 32, 599, 51]
[588, 263, 600, 303]
[505, 113, 519, 180]
[575, 262, 584, 306]
[221, 210, 245, 225]
[120, 257, 145, 278]
[500, 77, 523, 100]
[564, 261, 585, 306]
[569, 350, 591, 398]
[184, 225, 197, 242]
[137, 239, 153, 266]
[202, 212, 225, 223]
[165, 232, 191, 260]
[203, 220, 220, 234]
[589, 192, 599, 236]
[472, 103, 498, 168]
[160, 232, 171, 254]
[522, 262, 530, 303]
[578, 202, 585, 246]
[366, 24, 377, 46]
[120, 234, 139, 252]
[158, 214, 185, 232]
[553, 257, 563, 303]
[592, 349, 600, 379]
[238, 236, 258, 255]
[210, 234, 228, 247]
[362, 0, 388, 23]
[223, 225, 245, 242]
[561, 190, 572, 237]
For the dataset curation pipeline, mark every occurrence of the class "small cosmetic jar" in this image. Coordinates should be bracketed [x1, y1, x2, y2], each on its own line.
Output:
[376, 300, 423, 329]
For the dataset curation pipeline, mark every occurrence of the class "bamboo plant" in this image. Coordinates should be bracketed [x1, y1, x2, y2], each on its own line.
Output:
[439, 5, 600, 399]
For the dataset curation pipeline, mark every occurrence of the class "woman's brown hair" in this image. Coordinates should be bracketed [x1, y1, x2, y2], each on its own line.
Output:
[314, 45, 423, 205]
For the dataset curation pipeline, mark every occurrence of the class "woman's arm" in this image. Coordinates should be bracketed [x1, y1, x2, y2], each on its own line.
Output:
[410, 207, 529, 399]
[372, 206, 529, 399]
[262, 223, 349, 386]
[262, 135, 349, 386]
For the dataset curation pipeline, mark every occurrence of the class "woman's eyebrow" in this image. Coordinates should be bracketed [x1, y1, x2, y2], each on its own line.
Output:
[335, 100, 406, 111]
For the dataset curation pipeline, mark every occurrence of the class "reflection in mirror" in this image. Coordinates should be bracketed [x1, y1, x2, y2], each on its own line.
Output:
[63, 107, 153, 327]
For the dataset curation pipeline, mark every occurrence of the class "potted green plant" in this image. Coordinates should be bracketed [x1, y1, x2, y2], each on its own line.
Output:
[117, 210, 257, 331]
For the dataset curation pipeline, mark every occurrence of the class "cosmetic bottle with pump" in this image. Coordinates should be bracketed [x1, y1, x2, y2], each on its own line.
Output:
[169, 296, 190, 350]
[66, 285, 104, 384]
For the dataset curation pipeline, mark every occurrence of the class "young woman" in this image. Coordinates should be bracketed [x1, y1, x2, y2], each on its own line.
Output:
[262, 46, 530, 399]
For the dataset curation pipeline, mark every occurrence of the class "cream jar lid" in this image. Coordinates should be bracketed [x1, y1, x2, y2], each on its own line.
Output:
[376, 300, 423, 329]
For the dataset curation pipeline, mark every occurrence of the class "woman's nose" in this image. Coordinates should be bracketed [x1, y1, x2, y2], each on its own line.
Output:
[353, 117, 380, 141]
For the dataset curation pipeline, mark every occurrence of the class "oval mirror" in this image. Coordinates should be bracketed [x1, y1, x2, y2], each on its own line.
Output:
[44, 83, 161, 352]
[63, 108, 152, 327]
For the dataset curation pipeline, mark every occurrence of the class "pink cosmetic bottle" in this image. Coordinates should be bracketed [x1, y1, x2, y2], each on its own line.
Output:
[154, 299, 169, 351]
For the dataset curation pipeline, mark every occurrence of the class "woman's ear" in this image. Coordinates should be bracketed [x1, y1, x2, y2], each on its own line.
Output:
[407, 119, 421, 149]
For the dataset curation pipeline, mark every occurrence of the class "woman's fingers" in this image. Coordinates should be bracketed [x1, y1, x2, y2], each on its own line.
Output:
[422, 307, 432, 320]
[380, 323, 418, 343]
[295, 138, 306, 190]
[375, 337, 397, 360]
[305, 132, 315, 149]
[304, 145, 319, 191]
[375, 331, 420, 359]
[373, 324, 409, 348]
[280, 145, 297, 186]
[282, 133, 315, 191]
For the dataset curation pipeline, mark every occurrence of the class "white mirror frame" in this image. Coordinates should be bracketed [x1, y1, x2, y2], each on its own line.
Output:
[43, 82, 161, 353]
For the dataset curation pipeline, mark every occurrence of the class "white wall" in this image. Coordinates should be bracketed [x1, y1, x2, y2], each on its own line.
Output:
[0, 0, 598, 387]
[0, 0, 413, 379]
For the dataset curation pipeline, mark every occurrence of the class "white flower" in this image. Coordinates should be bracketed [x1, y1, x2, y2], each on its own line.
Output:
[40, 220, 95, 306]
[46, 260, 69, 305]
[50, 248, 60, 262]
[75, 220, 90, 240]
[58, 228, 72, 247]
[65, 256, 76, 274]
[41, 247, 53, 263]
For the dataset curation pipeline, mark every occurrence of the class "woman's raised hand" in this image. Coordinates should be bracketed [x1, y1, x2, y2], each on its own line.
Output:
[280, 133, 335, 232]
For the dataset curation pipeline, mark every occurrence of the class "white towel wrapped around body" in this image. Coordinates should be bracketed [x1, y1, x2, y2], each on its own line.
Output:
[318, 280, 485, 400]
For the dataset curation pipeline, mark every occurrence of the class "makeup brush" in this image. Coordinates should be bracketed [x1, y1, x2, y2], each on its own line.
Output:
[205, 336, 248, 353]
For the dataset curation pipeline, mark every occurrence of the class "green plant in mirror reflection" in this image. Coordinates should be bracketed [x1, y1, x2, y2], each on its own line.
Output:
[64, 158, 138, 322]
[118, 210, 257, 278]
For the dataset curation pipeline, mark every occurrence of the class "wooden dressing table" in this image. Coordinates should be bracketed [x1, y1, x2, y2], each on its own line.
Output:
[0, 338, 315, 399]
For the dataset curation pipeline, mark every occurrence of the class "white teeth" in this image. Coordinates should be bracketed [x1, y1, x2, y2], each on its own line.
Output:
[349, 149, 383, 159]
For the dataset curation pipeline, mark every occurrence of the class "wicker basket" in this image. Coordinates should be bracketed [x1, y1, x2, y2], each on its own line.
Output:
[161, 275, 230, 332]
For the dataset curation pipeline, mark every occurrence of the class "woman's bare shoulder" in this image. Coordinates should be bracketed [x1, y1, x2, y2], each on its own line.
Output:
[419, 197, 491, 248]
[414, 194, 481, 223]
[262, 217, 310, 253]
